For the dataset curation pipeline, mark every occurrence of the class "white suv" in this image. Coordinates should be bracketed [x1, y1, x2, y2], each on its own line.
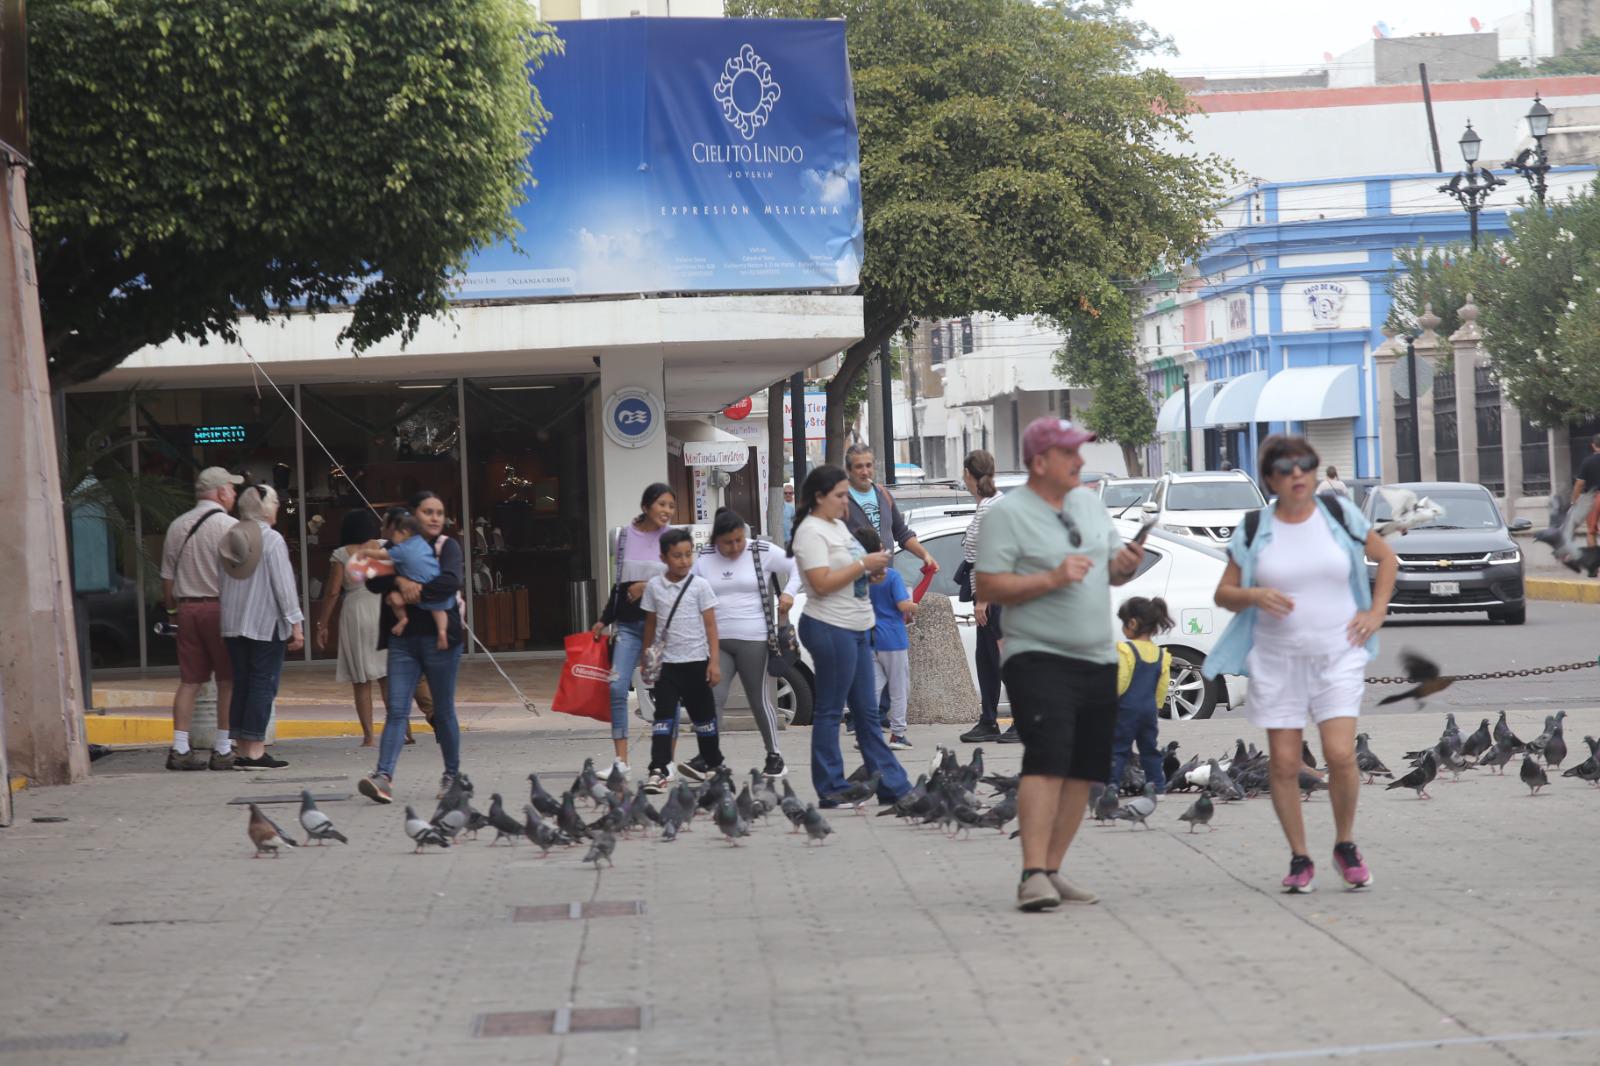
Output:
[1142, 470, 1266, 547]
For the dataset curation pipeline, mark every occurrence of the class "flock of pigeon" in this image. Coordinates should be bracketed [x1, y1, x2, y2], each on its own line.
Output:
[245, 757, 844, 859]
[1376, 709, 1594, 798]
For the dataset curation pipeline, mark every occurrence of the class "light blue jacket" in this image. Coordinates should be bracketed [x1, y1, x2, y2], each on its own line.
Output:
[1201, 498, 1377, 679]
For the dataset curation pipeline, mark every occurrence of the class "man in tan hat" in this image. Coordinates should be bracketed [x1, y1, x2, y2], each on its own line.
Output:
[159, 466, 243, 770]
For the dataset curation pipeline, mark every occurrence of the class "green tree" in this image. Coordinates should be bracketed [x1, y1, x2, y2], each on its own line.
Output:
[1482, 36, 1600, 78]
[725, 0, 1232, 465]
[29, 0, 560, 387]
[1052, 299, 1155, 474]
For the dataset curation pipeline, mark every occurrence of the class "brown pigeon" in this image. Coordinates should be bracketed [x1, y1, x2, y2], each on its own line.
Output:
[247, 804, 298, 858]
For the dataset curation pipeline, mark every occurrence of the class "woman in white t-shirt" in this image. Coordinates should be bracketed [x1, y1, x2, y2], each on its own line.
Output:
[1212, 435, 1398, 895]
[693, 508, 801, 779]
[791, 464, 912, 806]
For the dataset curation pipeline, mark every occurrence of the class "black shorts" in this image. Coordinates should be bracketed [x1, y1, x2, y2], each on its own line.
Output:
[1001, 651, 1117, 781]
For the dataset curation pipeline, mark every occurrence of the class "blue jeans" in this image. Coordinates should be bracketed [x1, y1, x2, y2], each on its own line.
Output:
[224, 636, 285, 742]
[799, 614, 910, 803]
[1109, 704, 1165, 791]
[608, 620, 644, 741]
[377, 635, 463, 781]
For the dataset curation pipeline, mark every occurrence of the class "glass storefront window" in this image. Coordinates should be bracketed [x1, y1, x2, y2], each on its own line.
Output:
[462, 377, 592, 650]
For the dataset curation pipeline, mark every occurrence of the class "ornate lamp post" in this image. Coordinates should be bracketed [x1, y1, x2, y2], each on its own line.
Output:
[1504, 94, 1553, 203]
[1438, 121, 1505, 251]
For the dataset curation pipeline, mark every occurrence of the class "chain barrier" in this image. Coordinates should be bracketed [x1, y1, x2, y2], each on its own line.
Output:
[1364, 657, 1600, 685]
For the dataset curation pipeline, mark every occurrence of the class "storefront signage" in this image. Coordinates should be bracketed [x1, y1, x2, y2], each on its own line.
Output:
[1304, 282, 1347, 329]
[192, 424, 249, 445]
[1227, 297, 1249, 336]
[722, 397, 753, 420]
[682, 440, 749, 468]
[602, 387, 662, 449]
[781, 390, 827, 441]
[458, 19, 862, 299]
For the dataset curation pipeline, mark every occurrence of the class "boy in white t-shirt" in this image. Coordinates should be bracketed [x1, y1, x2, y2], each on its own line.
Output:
[641, 528, 726, 793]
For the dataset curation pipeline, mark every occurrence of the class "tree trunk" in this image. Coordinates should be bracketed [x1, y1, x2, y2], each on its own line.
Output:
[825, 308, 906, 467]
[1120, 442, 1144, 477]
[766, 380, 787, 539]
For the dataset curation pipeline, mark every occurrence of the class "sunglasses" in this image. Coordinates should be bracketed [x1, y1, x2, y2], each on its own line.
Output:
[1055, 510, 1083, 548]
[1269, 456, 1319, 477]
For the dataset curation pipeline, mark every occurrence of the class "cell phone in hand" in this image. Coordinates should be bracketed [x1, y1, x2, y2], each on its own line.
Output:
[1132, 516, 1158, 545]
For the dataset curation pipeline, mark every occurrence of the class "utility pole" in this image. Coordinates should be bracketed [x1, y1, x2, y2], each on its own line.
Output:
[867, 343, 886, 477]
[1181, 374, 1194, 472]
[766, 380, 786, 538]
[1405, 335, 1423, 480]
[878, 340, 896, 486]
[906, 336, 923, 469]
[790, 370, 807, 489]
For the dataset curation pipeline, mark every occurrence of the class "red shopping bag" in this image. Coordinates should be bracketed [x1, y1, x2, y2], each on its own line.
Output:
[551, 632, 614, 721]
[911, 562, 938, 603]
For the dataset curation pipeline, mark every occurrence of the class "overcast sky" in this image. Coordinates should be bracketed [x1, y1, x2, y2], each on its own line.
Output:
[1128, 0, 1536, 77]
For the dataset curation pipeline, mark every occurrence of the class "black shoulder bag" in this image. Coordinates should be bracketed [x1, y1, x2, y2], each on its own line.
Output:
[752, 541, 800, 677]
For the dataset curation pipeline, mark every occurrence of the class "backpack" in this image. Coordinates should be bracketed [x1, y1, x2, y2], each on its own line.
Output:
[1242, 495, 1363, 550]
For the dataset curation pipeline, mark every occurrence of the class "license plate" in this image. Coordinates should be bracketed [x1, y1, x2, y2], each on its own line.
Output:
[1429, 581, 1460, 596]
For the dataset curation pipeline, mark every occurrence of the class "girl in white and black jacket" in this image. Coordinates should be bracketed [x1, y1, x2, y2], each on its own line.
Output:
[692, 507, 802, 778]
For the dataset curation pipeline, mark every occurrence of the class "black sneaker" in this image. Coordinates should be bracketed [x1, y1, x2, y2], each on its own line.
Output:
[677, 755, 712, 783]
[763, 752, 787, 778]
[234, 753, 289, 770]
[960, 723, 1002, 743]
[996, 725, 1022, 745]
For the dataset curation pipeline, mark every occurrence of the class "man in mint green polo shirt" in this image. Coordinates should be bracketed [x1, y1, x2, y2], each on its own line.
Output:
[976, 418, 1145, 912]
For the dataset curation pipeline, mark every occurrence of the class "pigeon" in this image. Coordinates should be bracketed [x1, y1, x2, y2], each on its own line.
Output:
[1092, 780, 1122, 823]
[1560, 737, 1600, 787]
[1161, 741, 1183, 784]
[432, 772, 474, 820]
[1434, 736, 1472, 782]
[297, 790, 347, 845]
[801, 804, 833, 846]
[1378, 651, 1453, 707]
[1373, 485, 1444, 537]
[248, 803, 299, 857]
[1543, 722, 1568, 770]
[1298, 768, 1328, 801]
[463, 805, 491, 840]
[878, 774, 928, 820]
[522, 805, 566, 856]
[404, 805, 452, 852]
[1494, 710, 1527, 753]
[605, 761, 628, 797]
[658, 786, 693, 841]
[1178, 793, 1215, 833]
[823, 771, 880, 812]
[587, 793, 628, 835]
[1476, 741, 1514, 775]
[846, 763, 872, 784]
[714, 792, 750, 844]
[973, 792, 1017, 832]
[779, 782, 807, 832]
[736, 784, 758, 825]
[582, 830, 617, 867]
[1527, 712, 1566, 757]
[486, 794, 524, 845]
[1301, 741, 1318, 770]
[1354, 733, 1393, 783]
[527, 773, 562, 818]
[753, 773, 780, 818]
[1385, 750, 1438, 799]
[1113, 783, 1158, 829]
[431, 802, 470, 842]
[1460, 718, 1493, 760]
[1206, 759, 1246, 801]
[557, 791, 592, 842]
[1520, 754, 1549, 796]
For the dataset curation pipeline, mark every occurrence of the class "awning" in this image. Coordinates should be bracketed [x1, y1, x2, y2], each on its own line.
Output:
[1156, 380, 1225, 432]
[1254, 365, 1360, 422]
[668, 420, 749, 468]
[1154, 390, 1188, 434]
[1206, 370, 1269, 426]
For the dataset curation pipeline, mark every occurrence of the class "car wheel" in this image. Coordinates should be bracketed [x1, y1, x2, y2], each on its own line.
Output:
[1490, 605, 1527, 625]
[777, 664, 814, 727]
[1163, 647, 1220, 721]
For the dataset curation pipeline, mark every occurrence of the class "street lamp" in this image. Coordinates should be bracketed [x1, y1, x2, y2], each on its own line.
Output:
[1504, 94, 1553, 203]
[1438, 120, 1506, 250]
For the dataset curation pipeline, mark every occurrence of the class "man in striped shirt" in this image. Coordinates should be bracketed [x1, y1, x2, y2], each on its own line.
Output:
[159, 467, 242, 770]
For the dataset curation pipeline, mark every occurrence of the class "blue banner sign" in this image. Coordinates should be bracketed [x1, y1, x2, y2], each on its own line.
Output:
[458, 18, 863, 300]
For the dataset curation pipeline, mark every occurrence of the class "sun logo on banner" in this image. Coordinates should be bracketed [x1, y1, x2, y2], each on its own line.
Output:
[714, 44, 781, 140]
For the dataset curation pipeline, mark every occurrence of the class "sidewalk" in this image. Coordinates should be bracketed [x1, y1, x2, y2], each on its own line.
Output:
[4, 708, 1598, 1065]
[1518, 535, 1600, 603]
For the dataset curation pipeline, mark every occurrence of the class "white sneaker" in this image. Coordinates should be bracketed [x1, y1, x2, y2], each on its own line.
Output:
[611, 758, 631, 779]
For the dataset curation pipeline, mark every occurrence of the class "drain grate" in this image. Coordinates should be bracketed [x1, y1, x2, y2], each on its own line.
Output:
[0, 1032, 127, 1053]
[226, 793, 351, 805]
[473, 1007, 646, 1037]
[512, 900, 645, 922]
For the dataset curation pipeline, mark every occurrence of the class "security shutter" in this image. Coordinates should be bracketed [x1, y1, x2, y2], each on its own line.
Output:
[1304, 418, 1356, 479]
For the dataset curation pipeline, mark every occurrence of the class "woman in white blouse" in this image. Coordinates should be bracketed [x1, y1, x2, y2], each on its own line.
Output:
[693, 508, 801, 779]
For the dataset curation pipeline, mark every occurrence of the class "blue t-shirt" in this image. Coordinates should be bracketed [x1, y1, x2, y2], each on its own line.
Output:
[389, 534, 441, 585]
[869, 569, 911, 651]
[849, 484, 880, 533]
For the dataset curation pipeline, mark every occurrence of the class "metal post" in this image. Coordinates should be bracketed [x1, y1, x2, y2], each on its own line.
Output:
[1468, 193, 1480, 251]
[130, 394, 146, 671]
[1420, 64, 1443, 173]
[456, 378, 474, 653]
[292, 385, 311, 660]
[1181, 375, 1193, 472]
[790, 371, 807, 487]
[1406, 336, 1423, 478]
[879, 341, 896, 485]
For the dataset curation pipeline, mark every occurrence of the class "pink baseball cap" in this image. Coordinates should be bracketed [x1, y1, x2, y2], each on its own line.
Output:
[1021, 418, 1096, 463]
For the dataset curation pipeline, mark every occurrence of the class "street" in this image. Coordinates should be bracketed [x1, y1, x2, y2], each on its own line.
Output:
[4, 697, 1599, 1065]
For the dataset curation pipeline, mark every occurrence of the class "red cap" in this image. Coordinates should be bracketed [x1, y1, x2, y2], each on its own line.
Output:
[1021, 418, 1096, 464]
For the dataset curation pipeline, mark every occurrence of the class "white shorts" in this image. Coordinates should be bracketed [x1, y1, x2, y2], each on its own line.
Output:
[1243, 643, 1367, 731]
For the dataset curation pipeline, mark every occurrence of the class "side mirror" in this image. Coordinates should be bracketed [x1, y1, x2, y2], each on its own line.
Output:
[1509, 517, 1533, 532]
[1141, 500, 1159, 514]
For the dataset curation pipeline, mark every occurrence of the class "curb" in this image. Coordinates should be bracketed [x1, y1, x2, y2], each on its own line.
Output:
[1525, 577, 1600, 604]
[85, 717, 437, 746]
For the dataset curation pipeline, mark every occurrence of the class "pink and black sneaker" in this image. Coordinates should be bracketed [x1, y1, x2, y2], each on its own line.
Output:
[1281, 854, 1316, 893]
[1333, 842, 1373, 889]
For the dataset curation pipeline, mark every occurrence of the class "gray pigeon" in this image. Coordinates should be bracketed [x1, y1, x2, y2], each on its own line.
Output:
[1543, 725, 1567, 770]
[823, 772, 880, 812]
[1560, 738, 1600, 787]
[431, 802, 470, 842]
[1178, 793, 1214, 833]
[248, 803, 299, 857]
[1520, 754, 1549, 796]
[714, 792, 750, 845]
[527, 773, 562, 818]
[736, 784, 757, 825]
[1527, 711, 1566, 757]
[521, 805, 565, 856]
[298, 790, 347, 845]
[605, 761, 628, 797]
[780, 780, 807, 832]
[486, 794, 524, 845]
[1354, 733, 1393, 783]
[582, 829, 617, 867]
[1298, 768, 1328, 801]
[801, 804, 833, 846]
[1494, 710, 1527, 753]
[1113, 783, 1158, 829]
[1092, 781, 1122, 824]
[1477, 741, 1514, 775]
[1385, 750, 1438, 799]
[1206, 759, 1246, 801]
[1460, 718, 1493, 760]
[405, 806, 451, 852]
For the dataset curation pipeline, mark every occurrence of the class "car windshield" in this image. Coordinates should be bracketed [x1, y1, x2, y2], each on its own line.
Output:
[1166, 482, 1265, 511]
[1102, 481, 1155, 508]
[1369, 489, 1503, 530]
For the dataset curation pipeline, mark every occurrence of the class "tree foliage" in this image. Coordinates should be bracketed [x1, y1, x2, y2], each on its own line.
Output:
[724, 0, 1233, 464]
[29, 0, 561, 387]
[1052, 299, 1154, 474]
[1384, 242, 1488, 350]
[1482, 37, 1600, 79]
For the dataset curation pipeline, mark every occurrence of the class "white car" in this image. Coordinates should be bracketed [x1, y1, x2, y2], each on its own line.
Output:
[785, 513, 1246, 721]
[1141, 470, 1266, 548]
